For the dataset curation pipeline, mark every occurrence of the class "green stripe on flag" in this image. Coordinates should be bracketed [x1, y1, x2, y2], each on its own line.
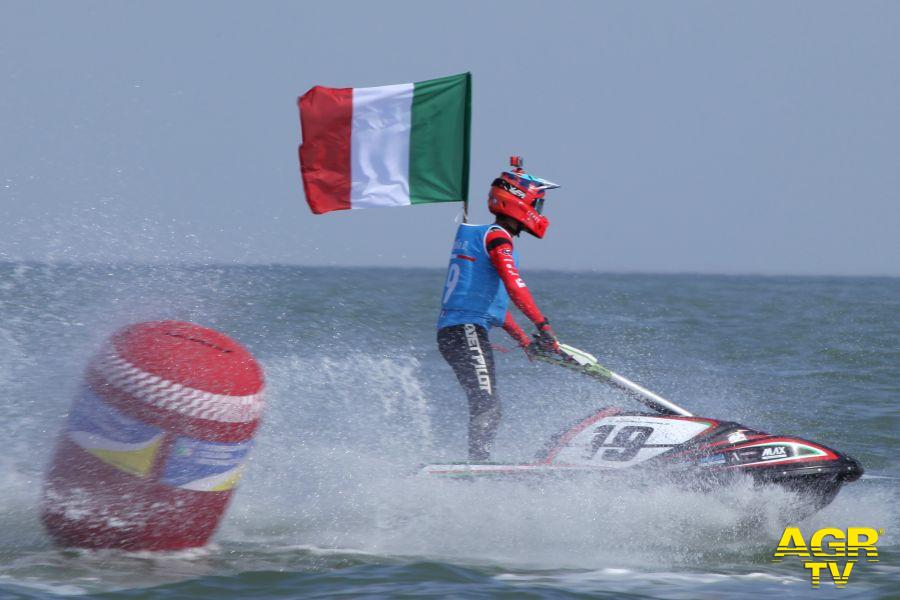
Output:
[408, 72, 471, 205]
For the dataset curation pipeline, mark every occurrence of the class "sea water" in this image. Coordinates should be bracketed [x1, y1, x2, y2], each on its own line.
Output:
[0, 263, 897, 598]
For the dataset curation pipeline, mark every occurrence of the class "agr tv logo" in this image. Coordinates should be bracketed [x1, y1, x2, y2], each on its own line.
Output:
[772, 526, 882, 588]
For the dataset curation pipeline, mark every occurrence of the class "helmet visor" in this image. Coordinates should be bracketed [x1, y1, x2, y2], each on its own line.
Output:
[532, 197, 545, 215]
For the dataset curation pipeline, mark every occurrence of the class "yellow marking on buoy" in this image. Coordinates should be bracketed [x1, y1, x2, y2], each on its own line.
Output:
[87, 437, 163, 477]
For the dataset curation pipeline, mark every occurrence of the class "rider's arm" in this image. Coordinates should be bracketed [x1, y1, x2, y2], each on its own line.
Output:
[485, 228, 548, 328]
[502, 310, 531, 347]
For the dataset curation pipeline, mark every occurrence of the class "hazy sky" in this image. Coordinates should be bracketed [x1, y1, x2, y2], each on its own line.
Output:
[2, 1, 898, 275]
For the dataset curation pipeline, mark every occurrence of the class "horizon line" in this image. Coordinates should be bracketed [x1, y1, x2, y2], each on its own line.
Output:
[1, 259, 898, 280]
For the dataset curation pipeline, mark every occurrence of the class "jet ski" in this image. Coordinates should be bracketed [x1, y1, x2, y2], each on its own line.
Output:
[422, 344, 863, 521]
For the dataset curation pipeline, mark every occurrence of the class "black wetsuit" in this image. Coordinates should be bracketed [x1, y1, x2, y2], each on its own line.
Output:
[437, 323, 499, 462]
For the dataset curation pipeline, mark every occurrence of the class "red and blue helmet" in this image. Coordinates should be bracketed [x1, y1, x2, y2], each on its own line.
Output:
[488, 156, 560, 238]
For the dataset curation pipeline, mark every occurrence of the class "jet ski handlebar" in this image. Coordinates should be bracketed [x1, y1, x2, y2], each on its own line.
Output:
[532, 343, 693, 417]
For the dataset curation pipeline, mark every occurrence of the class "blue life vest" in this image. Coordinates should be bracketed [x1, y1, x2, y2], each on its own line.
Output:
[437, 224, 517, 330]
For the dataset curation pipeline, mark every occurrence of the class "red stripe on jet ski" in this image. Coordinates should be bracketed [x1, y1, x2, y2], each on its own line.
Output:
[539, 407, 621, 464]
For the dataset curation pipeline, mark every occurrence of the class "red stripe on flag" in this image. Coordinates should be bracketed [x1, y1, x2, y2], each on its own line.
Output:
[298, 86, 352, 214]
[455, 254, 476, 262]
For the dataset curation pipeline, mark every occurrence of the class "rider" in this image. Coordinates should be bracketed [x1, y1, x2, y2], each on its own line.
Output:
[437, 156, 563, 462]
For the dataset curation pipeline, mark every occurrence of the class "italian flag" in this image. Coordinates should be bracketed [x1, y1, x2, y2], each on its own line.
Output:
[298, 73, 471, 214]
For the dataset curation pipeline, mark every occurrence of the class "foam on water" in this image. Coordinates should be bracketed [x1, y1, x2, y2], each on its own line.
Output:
[219, 349, 897, 571]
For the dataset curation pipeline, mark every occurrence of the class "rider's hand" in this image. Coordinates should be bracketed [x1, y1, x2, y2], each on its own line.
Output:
[521, 339, 537, 361]
[534, 319, 561, 355]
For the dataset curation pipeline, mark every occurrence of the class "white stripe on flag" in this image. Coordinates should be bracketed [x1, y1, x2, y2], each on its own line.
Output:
[350, 83, 414, 209]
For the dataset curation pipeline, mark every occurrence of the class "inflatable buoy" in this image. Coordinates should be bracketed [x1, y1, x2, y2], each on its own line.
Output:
[41, 321, 265, 551]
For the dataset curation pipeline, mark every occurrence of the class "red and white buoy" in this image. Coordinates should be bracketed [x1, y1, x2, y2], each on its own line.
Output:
[41, 320, 265, 550]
